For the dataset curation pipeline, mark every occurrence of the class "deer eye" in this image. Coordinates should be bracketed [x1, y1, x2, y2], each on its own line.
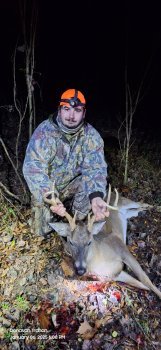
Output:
[87, 241, 92, 246]
[69, 240, 74, 246]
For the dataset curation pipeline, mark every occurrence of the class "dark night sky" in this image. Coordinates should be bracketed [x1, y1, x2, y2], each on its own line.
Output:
[0, 0, 161, 137]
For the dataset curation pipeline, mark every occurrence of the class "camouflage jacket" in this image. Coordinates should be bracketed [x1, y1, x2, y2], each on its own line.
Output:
[23, 115, 108, 203]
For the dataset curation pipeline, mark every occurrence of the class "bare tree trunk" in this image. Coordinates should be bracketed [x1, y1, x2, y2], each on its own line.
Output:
[19, 0, 37, 139]
[0, 1, 38, 204]
[26, 51, 34, 139]
[119, 68, 142, 185]
[0, 137, 27, 196]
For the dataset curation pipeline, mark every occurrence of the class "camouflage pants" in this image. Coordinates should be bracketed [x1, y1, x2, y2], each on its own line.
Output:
[31, 176, 91, 236]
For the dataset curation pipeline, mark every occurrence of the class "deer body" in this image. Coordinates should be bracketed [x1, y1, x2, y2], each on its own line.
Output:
[86, 233, 123, 277]
[46, 185, 161, 299]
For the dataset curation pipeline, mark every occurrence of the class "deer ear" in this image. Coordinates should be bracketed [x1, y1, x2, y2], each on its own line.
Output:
[49, 222, 70, 237]
[91, 221, 106, 235]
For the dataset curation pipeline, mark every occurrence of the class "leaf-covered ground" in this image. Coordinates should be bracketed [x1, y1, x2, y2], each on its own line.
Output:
[0, 142, 161, 350]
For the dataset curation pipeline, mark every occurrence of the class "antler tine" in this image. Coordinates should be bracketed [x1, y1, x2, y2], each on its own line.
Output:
[43, 181, 60, 206]
[64, 211, 77, 231]
[106, 183, 111, 205]
[87, 212, 96, 232]
[105, 185, 118, 211]
[43, 181, 77, 231]
[70, 210, 77, 231]
[114, 188, 119, 207]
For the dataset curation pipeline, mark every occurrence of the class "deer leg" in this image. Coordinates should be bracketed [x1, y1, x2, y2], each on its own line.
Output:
[122, 248, 161, 299]
[109, 235, 161, 299]
[114, 270, 149, 290]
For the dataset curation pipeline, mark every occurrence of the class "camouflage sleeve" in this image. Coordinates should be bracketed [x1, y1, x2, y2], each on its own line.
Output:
[82, 127, 108, 199]
[23, 121, 55, 203]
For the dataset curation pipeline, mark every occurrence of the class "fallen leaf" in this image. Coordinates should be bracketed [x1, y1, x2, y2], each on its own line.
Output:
[112, 330, 118, 338]
[86, 282, 107, 293]
[60, 258, 75, 277]
[60, 326, 70, 335]
[37, 300, 54, 330]
[137, 307, 142, 314]
[112, 290, 122, 301]
[38, 309, 52, 330]
[77, 320, 97, 339]
[77, 319, 93, 335]
[95, 314, 113, 329]
[51, 313, 60, 327]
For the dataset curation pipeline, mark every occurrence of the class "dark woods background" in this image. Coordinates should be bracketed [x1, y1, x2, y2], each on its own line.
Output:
[0, 1, 161, 131]
[0, 0, 161, 198]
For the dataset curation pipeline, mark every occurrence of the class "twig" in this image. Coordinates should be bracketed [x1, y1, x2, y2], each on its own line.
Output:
[0, 192, 27, 221]
[0, 181, 21, 202]
[0, 137, 27, 195]
[128, 306, 157, 350]
[13, 44, 29, 169]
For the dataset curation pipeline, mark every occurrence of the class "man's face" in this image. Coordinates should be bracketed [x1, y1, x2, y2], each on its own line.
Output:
[59, 105, 85, 128]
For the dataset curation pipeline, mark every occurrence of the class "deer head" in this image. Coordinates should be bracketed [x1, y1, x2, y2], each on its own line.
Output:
[49, 220, 106, 275]
[45, 183, 118, 275]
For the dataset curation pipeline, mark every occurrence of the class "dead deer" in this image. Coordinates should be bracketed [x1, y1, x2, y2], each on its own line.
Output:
[44, 184, 161, 299]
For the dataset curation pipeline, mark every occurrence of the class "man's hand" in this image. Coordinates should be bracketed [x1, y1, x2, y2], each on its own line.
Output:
[50, 203, 66, 217]
[91, 197, 109, 221]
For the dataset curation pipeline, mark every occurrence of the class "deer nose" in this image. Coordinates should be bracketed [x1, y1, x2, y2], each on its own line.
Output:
[76, 267, 86, 276]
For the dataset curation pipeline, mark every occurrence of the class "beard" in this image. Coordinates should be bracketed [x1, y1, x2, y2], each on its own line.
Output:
[63, 120, 83, 129]
[56, 113, 85, 134]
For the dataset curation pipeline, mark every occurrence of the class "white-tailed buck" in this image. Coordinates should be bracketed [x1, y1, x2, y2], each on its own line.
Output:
[44, 185, 161, 299]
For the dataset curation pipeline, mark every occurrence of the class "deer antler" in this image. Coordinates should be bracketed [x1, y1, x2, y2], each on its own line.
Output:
[105, 184, 118, 211]
[43, 182, 77, 231]
[87, 212, 96, 232]
[87, 184, 119, 232]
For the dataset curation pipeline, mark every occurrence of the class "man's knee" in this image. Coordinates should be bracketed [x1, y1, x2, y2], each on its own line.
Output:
[59, 180, 91, 220]
[72, 192, 91, 220]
